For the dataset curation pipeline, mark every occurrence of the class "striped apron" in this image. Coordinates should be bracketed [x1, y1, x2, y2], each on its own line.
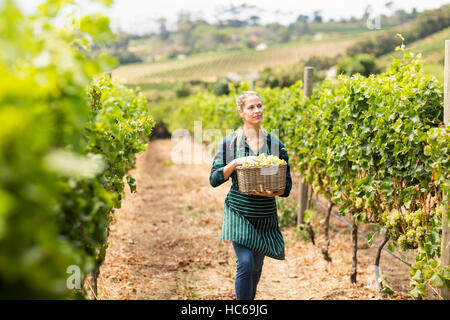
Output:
[220, 133, 285, 260]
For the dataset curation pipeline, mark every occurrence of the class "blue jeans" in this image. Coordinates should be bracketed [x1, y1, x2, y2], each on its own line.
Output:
[231, 241, 265, 300]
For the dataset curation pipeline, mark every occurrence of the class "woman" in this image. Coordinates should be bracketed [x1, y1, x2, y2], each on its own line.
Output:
[209, 90, 292, 300]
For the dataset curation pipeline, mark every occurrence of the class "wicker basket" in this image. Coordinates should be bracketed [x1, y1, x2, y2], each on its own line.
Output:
[236, 163, 287, 195]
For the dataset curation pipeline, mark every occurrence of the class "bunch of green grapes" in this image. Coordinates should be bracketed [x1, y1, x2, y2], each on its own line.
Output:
[242, 153, 286, 166]
[381, 207, 442, 250]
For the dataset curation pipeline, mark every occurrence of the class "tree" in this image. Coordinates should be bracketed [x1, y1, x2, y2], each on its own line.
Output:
[313, 10, 323, 23]
[249, 15, 260, 26]
[224, 19, 247, 28]
[337, 53, 380, 77]
[156, 17, 170, 41]
[296, 14, 309, 23]
[112, 30, 130, 50]
[177, 12, 194, 47]
[363, 4, 372, 19]
[394, 9, 409, 24]
[216, 3, 262, 28]
[385, 1, 394, 13]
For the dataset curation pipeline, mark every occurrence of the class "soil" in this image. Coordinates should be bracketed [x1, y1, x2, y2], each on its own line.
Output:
[96, 138, 438, 300]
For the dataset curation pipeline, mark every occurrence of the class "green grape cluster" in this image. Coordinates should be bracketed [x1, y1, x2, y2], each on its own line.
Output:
[396, 227, 425, 250]
[382, 208, 441, 250]
[382, 209, 405, 230]
[355, 197, 363, 208]
[242, 153, 286, 166]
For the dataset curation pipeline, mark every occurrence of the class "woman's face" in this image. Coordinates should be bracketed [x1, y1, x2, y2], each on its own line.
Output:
[238, 95, 263, 125]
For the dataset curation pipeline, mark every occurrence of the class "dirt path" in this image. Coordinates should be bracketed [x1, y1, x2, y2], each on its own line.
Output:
[97, 138, 418, 300]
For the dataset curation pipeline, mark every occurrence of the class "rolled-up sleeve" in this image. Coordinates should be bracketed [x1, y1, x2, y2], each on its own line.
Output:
[210, 138, 230, 188]
[278, 142, 292, 197]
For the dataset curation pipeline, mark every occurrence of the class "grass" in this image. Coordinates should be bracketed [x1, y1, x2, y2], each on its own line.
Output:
[147, 96, 192, 124]
[124, 82, 181, 91]
[196, 264, 208, 270]
[379, 26, 449, 63]
[277, 197, 298, 229]
[126, 81, 206, 109]
[422, 63, 445, 84]
[307, 24, 369, 34]
[181, 270, 199, 299]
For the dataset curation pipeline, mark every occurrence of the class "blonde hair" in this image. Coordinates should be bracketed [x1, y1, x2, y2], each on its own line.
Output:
[230, 91, 268, 154]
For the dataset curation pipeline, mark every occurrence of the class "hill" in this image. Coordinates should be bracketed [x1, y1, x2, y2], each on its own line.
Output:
[113, 31, 377, 84]
[378, 26, 450, 82]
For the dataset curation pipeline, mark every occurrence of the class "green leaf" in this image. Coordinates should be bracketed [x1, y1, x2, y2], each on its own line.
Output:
[79, 14, 115, 44]
[410, 287, 420, 298]
[38, 0, 72, 17]
[430, 273, 444, 288]
[387, 241, 397, 252]
[367, 232, 373, 246]
[381, 286, 395, 297]
[412, 270, 423, 282]
[442, 268, 450, 280]
[126, 175, 136, 193]
[91, 0, 113, 6]
[303, 209, 315, 224]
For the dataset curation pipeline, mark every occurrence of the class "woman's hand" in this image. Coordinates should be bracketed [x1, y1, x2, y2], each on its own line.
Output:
[233, 156, 259, 167]
[250, 184, 284, 197]
[224, 156, 259, 181]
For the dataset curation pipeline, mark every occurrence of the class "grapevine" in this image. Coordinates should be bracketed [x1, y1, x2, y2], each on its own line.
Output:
[0, 0, 154, 298]
[173, 43, 449, 298]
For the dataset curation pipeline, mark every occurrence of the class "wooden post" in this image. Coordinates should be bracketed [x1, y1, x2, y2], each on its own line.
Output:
[304, 66, 314, 97]
[298, 67, 314, 226]
[441, 40, 450, 300]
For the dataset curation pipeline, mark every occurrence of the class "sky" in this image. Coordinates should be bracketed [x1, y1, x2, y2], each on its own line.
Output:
[13, 0, 450, 34]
